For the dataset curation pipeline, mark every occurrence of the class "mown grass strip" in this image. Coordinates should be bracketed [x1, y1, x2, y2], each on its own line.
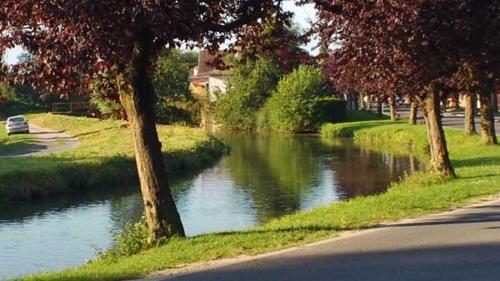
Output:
[13, 120, 500, 281]
[0, 114, 225, 202]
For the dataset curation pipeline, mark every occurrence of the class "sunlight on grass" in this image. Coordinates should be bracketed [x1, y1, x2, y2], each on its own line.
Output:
[12, 119, 500, 281]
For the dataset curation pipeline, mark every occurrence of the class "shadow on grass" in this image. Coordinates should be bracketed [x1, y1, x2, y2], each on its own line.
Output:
[452, 156, 500, 168]
[0, 138, 226, 203]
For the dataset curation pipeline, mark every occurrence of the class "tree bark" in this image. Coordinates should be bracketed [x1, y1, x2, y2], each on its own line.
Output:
[464, 92, 477, 135]
[366, 94, 372, 111]
[492, 91, 498, 114]
[389, 97, 398, 121]
[479, 90, 498, 145]
[409, 101, 418, 125]
[359, 93, 366, 110]
[420, 85, 456, 178]
[119, 28, 185, 242]
[377, 97, 383, 116]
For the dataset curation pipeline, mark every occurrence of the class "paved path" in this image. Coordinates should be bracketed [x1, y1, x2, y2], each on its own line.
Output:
[390, 106, 500, 134]
[0, 125, 79, 158]
[141, 197, 500, 281]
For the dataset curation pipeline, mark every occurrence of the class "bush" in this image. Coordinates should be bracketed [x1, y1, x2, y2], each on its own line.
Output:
[259, 65, 338, 133]
[216, 57, 281, 130]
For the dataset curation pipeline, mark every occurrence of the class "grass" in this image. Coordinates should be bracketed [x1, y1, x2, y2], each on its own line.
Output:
[345, 109, 389, 122]
[12, 119, 500, 281]
[0, 123, 37, 155]
[0, 113, 225, 202]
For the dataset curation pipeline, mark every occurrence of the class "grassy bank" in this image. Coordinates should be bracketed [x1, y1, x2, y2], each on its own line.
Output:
[13, 119, 500, 281]
[0, 126, 37, 155]
[0, 114, 225, 202]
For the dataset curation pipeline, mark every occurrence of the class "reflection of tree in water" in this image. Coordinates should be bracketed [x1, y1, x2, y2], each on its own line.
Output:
[107, 176, 196, 235]
[219, 132, 324, 223]
[326, 141, 421, 199]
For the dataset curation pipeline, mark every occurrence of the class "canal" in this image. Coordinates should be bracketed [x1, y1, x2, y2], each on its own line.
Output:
[0, 133, 422, 280]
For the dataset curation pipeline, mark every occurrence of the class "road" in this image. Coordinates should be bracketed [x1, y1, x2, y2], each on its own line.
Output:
[392, 106, 500, 134]
[0, 125, 79, 158]
[141, 197, 500, 281]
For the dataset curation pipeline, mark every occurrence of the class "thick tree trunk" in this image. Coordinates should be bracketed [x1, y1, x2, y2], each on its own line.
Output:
[464, 92, 477, 135]
[420, 86, 456, 178]
[409, 101, 418, 125]
[479, 90, 498, 145]
[119, 29, 185, 242]
[492, 91, 498, 114]
[366, 94, 372, 111]
[359, 93, 366, 110]
[377, 97, 383, 116]
[389, 97, 398, 121]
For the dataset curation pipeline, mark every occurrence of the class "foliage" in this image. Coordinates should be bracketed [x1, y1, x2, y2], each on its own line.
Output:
[317, 0, 500, 97]
[102, 217, 151, 259]
[13, 122, 500, 281]
[259, 65, 331, 132]
[154, 49, 200, 125]
[216, 57, 281, 130]
[232, 14, 311, 73]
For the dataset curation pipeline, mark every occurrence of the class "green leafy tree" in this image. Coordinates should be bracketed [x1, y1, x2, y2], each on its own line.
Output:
[261, 65, 328, 132]
[216, 56, 281, 130]
[154, 49, 199, 125]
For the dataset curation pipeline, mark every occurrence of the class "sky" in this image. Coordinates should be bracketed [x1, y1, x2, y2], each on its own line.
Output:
[2, 3, 317, 65]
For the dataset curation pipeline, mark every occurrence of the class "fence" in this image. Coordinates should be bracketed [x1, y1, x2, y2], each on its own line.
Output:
[52, 102, 91, 115]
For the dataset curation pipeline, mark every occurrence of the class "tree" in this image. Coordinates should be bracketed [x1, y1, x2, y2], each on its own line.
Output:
[0, 0, 284, 242]
[153, 49, 199, 125]
[216, 56, 282, 130]
[409, 101, 418, 126]
[315, 0, 500, 177]
[261, 65, 330, 132]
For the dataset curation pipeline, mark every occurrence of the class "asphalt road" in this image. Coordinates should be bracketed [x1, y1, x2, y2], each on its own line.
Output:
[0, 125, 79, 158]
[143, 197, 500, 281]
[392, 106, 500, 134]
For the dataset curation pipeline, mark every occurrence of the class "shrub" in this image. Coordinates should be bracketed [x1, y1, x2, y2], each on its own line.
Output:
[215, 57, 281, 130]
[259, 65, 339, 133]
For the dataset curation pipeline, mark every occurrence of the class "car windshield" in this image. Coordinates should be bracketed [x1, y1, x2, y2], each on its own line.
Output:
[8, 117, 25, 123]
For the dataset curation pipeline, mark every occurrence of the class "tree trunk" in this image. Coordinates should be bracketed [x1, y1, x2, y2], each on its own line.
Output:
[366, 94, 372, 111]
[492, 91, 498, 114]
[479, 90, 498, 145]
[420, 86, 456, 178]
[389, 97, 398, 121]
[119, 29, 185, 242]
[359, 93, 366, 110]
[377, 97, 383, 116]
[464, 92, 477, 135]
[409, 101, 418, 125]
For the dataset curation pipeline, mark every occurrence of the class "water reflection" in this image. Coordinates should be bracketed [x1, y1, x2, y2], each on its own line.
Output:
[0, 133, 421, 279]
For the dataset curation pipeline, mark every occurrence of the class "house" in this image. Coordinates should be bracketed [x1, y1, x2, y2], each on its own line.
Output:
[189, 50, 232, 102]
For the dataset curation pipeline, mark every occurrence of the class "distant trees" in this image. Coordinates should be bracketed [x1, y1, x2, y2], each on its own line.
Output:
[153, 49, 200, 125]
[216, 57, 281, 130]
[315, 0, 500, 177]
[260, 65, 338, 132]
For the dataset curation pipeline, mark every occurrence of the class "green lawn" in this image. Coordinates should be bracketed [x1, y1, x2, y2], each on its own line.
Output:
[0, 113, 225, 202]
[13, 120, 500, 281]
[0, 123, 36, 155]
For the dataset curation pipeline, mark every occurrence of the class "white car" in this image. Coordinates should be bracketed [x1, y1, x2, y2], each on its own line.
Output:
[5, 115, 30, 136]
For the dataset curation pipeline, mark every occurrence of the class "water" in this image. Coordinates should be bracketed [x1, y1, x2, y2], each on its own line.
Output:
[0, 133, 422, 279]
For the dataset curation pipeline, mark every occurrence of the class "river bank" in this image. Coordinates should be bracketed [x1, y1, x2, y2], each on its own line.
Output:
[0, 114, 225, 202]
[11, 120, 500, 281]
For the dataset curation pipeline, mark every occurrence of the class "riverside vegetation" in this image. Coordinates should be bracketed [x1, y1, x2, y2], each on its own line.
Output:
[0, 114, 225, 202]
[12, 119, 500, 281]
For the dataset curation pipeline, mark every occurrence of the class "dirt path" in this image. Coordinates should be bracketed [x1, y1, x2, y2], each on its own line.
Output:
[0, 125, 79, 158]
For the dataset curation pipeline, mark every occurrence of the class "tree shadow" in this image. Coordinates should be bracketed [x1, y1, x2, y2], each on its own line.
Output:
[452, 157, 500, 168]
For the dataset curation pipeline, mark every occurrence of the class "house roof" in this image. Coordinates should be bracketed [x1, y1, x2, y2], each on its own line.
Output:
[189, 50, 232, 83]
